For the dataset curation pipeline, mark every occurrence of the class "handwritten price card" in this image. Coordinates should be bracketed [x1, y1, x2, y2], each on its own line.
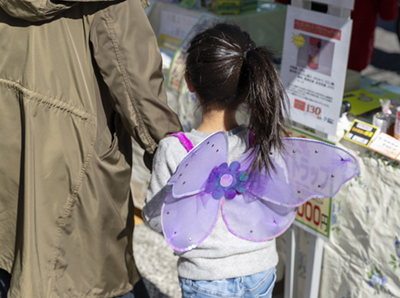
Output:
[369, 133, 400, 160]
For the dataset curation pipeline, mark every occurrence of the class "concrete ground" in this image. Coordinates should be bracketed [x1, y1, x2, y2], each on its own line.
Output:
[132, 21, 400, 298]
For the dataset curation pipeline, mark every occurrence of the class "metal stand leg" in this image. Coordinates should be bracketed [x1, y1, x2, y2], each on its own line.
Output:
[284, 226, 299, 298]
[303, 235, 324, 298]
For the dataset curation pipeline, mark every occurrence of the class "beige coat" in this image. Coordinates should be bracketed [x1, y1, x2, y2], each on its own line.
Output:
[0, 0, 181, 297]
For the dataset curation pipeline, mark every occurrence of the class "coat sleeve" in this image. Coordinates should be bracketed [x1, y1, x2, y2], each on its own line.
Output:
[89, 0, 182, 156]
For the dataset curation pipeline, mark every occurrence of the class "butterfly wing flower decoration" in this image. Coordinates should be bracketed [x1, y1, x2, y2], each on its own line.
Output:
[161, 132, 359, 252]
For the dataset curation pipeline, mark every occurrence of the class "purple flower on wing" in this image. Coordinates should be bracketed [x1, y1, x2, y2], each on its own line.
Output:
[205, 161, 248, 200]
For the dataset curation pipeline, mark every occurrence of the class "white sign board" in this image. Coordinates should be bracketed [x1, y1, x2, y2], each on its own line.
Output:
[280, 6, 352, 136]
[312, 0, 354, 10]
[158, 7, 201, 55]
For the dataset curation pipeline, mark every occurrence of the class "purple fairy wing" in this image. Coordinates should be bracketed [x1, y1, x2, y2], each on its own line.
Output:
[279, 138, 359, 206]
[222, 191, 297, 241]
[237, 148, 298, 206]
[237, 138, 359, 207]
[222, 137, 359, 242]
[162, 191, 220, 252]
[167, 131, 228, 198]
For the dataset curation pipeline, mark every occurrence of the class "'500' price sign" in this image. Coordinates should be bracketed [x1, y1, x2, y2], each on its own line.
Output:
[294, 197, 332, 240]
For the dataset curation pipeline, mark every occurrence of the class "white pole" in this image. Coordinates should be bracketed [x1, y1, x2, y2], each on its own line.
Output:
[303, 235, 324, 298]
[284, 226, 299, 298]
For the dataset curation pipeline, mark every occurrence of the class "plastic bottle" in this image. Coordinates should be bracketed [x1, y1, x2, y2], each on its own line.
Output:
[308, 37, 321, 69]
[394, 106, 400, 139]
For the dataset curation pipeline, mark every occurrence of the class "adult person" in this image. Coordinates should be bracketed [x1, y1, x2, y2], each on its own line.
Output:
[0, 0, 182, 297]
[347, 0, 398, 71]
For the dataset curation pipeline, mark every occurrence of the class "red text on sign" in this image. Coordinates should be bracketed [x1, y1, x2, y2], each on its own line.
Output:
[297, 202, 321, 226]
[306, 104, 322, 116]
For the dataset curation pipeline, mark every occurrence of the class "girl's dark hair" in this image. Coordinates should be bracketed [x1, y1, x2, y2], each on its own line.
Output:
[186, 23, 289, 172]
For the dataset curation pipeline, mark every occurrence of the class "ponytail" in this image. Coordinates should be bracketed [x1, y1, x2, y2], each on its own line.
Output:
[185, 23, 290, 173]
[242, 46, 289, 173]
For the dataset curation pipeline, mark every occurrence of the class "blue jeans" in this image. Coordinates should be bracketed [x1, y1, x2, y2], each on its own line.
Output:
[179, 267, 276, 298]
[116, 289, 135, 298]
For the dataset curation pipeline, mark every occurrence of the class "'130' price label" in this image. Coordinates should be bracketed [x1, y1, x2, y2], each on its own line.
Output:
[306, 104, 322, 117]
[294, 99, 323, 120]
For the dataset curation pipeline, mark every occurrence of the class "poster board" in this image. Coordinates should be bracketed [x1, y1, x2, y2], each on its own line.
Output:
[157, 6, 201, 56]
[280, 6, 352, 136]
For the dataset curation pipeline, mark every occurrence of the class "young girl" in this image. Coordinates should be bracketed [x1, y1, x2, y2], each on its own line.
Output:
[144, 23, 288, 298]
[143, 23, 358, 298]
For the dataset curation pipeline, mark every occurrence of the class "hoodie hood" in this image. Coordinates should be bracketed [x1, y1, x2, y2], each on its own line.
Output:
[0, 0, 116, 22]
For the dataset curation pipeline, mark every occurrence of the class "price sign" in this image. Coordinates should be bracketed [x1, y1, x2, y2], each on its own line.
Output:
[368, 132, 400, 161]
[280, 6, 352, 136]
[294, 197, 332, 240]
[344, 119, 378, 147]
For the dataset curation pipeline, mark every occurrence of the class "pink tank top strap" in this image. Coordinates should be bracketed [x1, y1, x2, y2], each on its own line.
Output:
[170, 132, 194, 152]
[249, 130, 254, 146]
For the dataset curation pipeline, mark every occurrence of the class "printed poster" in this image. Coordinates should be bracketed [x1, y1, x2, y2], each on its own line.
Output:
[280, 6, 353, 136]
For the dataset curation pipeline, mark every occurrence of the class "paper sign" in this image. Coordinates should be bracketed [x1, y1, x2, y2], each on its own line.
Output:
[344, 120, 378, 147]
[157, 7, 201, 56]
[294, 197, 332, 240]
[369, 133, 400, 160]
[280, 6, 353, 136]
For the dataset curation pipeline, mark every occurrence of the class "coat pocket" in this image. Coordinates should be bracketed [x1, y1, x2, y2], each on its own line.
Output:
[99, 132, 120, 161]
